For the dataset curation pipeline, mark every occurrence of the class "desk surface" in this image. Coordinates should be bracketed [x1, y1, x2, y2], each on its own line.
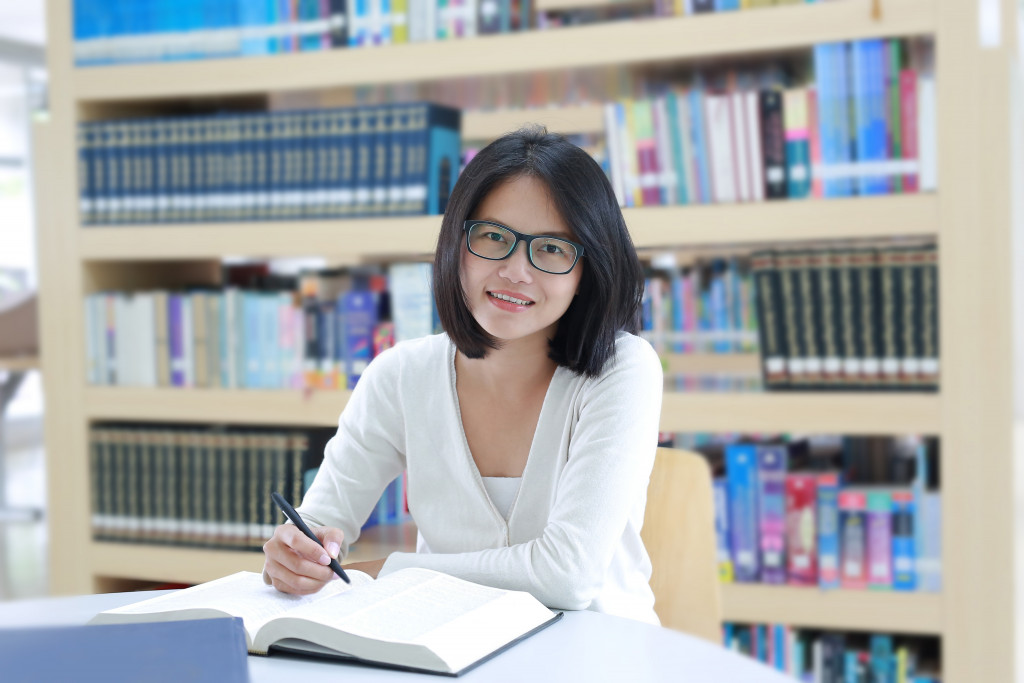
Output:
[0, 590, 797, 682]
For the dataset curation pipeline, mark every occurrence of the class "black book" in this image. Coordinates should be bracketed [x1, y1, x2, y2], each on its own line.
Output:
[758, 89, 788, 199]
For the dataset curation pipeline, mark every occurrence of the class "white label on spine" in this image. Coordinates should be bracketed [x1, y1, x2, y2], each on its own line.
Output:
[882, 358, 901, 375]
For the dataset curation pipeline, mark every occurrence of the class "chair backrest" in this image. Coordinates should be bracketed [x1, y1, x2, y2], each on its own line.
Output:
[641, 447, 722, 643]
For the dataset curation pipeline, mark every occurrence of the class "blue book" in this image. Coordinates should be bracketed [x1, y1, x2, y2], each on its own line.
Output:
[423, 104, 462, 216]
[833, 42, 856, 197]
[239, 0, 272, 55]
[341, 289, 377, 389]
[0, 618, 249, 683]
[891, 490, 917, 591]
[712, 478, 733, 582]
[870, 634, 895, 683]
[243, 292, 263, 389]
[372, 105, 391, 216]
[299, 0, 324, 50]
[725, 443, 760, 582]
[261, 292, 281, 389]
[689, 87, 713, 205]
[852, 39, 889, 195]
[664, 94, 689, 206]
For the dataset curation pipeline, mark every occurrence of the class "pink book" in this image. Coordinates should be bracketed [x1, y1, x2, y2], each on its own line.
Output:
[900, 69, 919, 193]
[785, 473, 818, 586]
[807, 87, 823, 198]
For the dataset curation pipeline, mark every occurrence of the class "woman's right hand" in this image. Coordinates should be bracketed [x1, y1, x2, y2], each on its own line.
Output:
[262, 523, 346, 595]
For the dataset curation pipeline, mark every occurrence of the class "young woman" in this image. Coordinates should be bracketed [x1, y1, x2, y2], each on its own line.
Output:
[262, 126, 664, 624]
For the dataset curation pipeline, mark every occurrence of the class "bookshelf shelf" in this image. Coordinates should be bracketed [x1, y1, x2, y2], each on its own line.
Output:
[660, 392, 941, 435]
[720, 584, 943, 635]
[90, 522, 419, 586]
[83, 386, 941, 435]
[78, 195, 937, 261]
[71, 0, 933, 102]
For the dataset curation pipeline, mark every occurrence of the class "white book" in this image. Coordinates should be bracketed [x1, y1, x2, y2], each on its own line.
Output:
[138, 293, 158, 388]
[729, 92, 751, 202]
[89, 569, 560, 676]
[389, 262, 435, 342]
[704, 94, 738, 204]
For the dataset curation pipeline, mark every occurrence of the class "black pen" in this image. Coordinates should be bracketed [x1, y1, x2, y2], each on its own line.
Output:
[271, 491, 350, 584]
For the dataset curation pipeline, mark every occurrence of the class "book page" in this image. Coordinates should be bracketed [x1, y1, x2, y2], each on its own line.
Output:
[92, 571, 374, 642]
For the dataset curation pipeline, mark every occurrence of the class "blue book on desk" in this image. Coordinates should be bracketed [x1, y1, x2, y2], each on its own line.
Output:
[0, 617, 249, 683]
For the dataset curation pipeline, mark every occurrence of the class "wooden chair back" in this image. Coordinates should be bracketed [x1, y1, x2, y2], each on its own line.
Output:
[641, 447, 722, 643]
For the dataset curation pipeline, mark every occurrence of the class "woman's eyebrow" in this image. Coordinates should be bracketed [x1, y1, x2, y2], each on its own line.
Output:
[479, 218, 572, 238]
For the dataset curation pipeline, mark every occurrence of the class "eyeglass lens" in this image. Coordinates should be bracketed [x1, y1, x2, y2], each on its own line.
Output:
[467, 223, 578, 274]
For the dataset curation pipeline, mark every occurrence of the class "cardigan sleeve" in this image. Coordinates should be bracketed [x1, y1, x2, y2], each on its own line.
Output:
[379, 335, 663, 610]
[296, 346, 408, 561]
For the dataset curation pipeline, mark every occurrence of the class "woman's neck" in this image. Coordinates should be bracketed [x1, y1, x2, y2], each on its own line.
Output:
[455, 335, 558, 395]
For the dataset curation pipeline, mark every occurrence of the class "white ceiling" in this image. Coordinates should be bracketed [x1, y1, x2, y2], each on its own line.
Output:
[0, 0, 46, 46]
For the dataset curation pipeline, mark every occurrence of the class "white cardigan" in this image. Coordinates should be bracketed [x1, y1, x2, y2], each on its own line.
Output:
[297, 331, 664, 624]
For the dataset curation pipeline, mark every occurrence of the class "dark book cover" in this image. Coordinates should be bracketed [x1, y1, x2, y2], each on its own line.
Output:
[877, 246, 906, 389]
[777, 250, 808, 389]
[758, 89, 788, 199]
[751, 250, 788, 390]
[819, 249, 845, 388]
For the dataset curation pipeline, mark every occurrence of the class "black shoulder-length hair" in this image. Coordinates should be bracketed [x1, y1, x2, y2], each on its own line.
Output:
[433, 125, 645, 378]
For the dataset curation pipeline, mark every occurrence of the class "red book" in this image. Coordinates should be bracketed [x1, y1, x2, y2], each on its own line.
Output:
[807, 87, 823, 198]
[900, 69, 920, 193]
[785, 473, 818, 586]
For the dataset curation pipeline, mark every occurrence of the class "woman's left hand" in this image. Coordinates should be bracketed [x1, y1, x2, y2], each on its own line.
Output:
[344, 558, 387, 579]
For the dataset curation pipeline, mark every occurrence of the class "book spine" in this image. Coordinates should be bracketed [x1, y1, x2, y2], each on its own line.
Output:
[725, 443, 760, 582]
[728, 91, 751, 203]
[425, 104, 462, 215]
[705, 92, 737, 203]
[783, 88, 811, 199]
[891, 490, 917, 591]
[839, 489, 868, 589]
[756, 444, 787, 584]
[899, 68, 919, 193]
[817, 472, 841, 589]
[785, 473, 817, 586]
[759, 89, 787, 199]
[819, 249, 843, 387]
[866, 490, 893, 589]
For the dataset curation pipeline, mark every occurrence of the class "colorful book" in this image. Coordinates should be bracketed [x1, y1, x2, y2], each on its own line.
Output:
[756, 445, 787, 584]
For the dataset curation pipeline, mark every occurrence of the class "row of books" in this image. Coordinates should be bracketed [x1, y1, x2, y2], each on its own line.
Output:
[712, 437, 941, 592]
[83, 263, 437, 390]
[752, 243, 939, 391]
[604, 39, 935, 208]
[725, 623, 940, 683]
[641, 257, 758, 355]
[73, 0, 532, 65]
[89, 425, 333, 550]
[77, 102, 462, 225]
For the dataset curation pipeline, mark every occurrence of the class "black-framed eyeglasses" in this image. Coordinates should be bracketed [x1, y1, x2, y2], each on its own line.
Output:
[463, 220, 585, 275]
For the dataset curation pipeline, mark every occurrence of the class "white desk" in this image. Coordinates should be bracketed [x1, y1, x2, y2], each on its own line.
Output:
[0, 590, 797, 682]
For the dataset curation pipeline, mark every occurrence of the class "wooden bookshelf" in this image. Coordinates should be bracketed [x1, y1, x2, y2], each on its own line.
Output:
[720, 584, 943, 635]
[77, 195, 937, 261]
[72, 0, 933, 101]
[83, 386, 940, 436]
[40, 0, 1024, 679]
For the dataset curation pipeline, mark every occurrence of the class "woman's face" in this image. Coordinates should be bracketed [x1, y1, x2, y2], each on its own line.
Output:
[460, 175, 583, 350]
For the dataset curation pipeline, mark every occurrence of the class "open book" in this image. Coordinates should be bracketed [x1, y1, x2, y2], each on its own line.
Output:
[88, 568, 561, 676]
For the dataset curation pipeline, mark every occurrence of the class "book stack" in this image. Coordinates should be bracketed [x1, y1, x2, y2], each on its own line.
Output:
[640, 257, 759, 356]
[723, 623, 941, 682]
[604, 38, 935, 208]
[83, 262, 437, 391]
[751, 243, 939, 392]
[78, 103, 461, 225]
[89, 424, 335, 551]
[692, 435, 942, 593]
[73, 0, 533, 66]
